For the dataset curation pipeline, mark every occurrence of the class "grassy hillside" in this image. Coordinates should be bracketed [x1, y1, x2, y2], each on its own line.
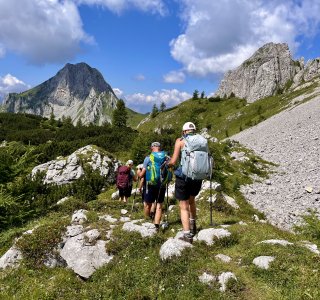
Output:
[1, 140, 320, 299]
[126, 107, 147, 129]
[138, 78, 320, 139]
[1, 79, 320, 299]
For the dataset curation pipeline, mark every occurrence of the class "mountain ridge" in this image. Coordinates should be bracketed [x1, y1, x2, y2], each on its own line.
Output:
[3, 62, 119, 125]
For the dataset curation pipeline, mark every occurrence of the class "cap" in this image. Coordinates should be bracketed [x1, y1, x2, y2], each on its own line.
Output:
[151, 142, 161, 147]
[126, 159, 133, 166]
[136, 164, 143, 169]
[182, 122, 196, 131]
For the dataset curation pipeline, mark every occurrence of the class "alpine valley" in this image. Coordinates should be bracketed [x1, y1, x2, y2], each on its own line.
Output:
[1, 42, 320, 300]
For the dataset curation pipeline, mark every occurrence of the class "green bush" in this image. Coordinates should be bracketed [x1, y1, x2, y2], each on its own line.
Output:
[16, 220, 67, 268]
[294, 209, 320, 240]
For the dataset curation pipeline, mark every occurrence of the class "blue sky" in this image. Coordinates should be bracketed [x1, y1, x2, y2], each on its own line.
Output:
[1, 0, 320, 113]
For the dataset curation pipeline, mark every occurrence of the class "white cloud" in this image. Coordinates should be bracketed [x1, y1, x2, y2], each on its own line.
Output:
[0, 74, 30, 102]
[75, 0, 167, 16]
[113, 87, 124, 99]
[0, 0, 92, 64]
[133, 74, 146, 81]
[171, 0, 320, 76]
[125, 89, 191, 111]
[163, 70, 185, 83]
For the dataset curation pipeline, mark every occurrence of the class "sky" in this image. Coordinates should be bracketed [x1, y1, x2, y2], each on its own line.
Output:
[1, 0, 320, 113]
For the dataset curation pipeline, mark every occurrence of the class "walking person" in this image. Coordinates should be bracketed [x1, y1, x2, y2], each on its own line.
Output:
[138, 142, 167, 231]
[169, 122, 211, 243]
[116, 160, 137, 203]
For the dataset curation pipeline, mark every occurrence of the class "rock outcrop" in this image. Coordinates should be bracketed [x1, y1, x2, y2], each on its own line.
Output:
[215, 42, 320, 103]
[3, 63, 118, 125]
[32, 145, 120, 185]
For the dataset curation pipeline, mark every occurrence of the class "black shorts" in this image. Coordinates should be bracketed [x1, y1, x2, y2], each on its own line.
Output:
[119, 186, 132, 198]
[175, 176, 202, 200]
[143, 184, 166, 204]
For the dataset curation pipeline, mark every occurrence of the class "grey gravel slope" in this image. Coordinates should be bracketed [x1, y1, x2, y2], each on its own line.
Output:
[231, 92, 320, 230]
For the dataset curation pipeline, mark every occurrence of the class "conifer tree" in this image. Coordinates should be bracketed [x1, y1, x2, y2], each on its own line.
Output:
[193, 90, 199, 100]
[151, 104, 159, 118]
[112, 99, 127, 127]
[160, 101, 166, 112]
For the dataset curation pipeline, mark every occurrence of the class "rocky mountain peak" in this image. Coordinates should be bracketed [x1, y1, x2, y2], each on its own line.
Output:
[215, 42, 320, 103]
[3, 62, 118, 125]
[215, 42, 296, 103]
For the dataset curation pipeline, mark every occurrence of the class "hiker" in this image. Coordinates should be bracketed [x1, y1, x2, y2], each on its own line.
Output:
[169, 122, 211, 243]
[136, 164, 144, 200]
[138, 142, 167, 230]
[116, 160, 137, 203]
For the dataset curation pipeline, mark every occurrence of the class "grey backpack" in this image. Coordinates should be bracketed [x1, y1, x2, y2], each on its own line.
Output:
[181, 134, 213, 180]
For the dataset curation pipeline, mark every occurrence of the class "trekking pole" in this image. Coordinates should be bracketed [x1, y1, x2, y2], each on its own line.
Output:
[209, 154, 215, 226]
[162, 182, 170, 230]
[131, 178, 140, 212]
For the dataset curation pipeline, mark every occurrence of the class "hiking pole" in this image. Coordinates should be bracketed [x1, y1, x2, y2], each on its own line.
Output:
[161, 182, 170, 230]
[131, 178, 140, 212]
[209, 154, 215, 227]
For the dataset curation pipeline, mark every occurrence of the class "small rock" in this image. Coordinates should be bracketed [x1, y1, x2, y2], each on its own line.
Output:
[215, 254, 232, 263]
[199, 272, 216, 284]
[305, 186, 313, 193]
[218, 272, 237, 292]
[253, 256, 275, 269]
[259, 239, 293, 246]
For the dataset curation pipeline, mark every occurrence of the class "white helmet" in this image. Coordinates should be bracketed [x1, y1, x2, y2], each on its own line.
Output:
[182, 122, 196, 131]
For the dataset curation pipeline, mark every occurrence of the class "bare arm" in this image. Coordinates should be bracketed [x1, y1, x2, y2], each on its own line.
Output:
[169, 138, 183, 166]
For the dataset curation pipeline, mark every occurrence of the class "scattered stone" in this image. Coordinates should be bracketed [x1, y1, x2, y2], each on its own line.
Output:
[119, 217, 131, 222]
[57, 196, 69, 205]
[259, 239, 293, 246]
[215, 254, 232, 263]
[238, 221, 248, 226]
[0, 246, 23, 269]
[159, 237, 193, 260]
[253, 214, 260, 222]
[60, 235, 113, 279]
[305, 186, 313, 193]
[71, 209, 88, 224]
[84, 229, 100, 244]
[301, 241, 320, 255]
[199, 272, 216, 284]
[253, 256, 275, 269]
[121, 209, 128, 215]
[207, 193, 239, 209]
[197, 228, 231, 246]
[122, 221, 157, 238]
[99, 215, 118, 223]
[218, 272, 237, 292]
[111, 191, 119, 200]
[65, 225, 84, 237]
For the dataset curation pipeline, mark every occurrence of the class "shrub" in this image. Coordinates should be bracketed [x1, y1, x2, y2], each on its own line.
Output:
[16, 219, 67, 268]
[294, 209, 320, 240]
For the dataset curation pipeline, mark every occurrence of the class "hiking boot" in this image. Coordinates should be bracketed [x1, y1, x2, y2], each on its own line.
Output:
[190, 220, 197, 236]
[178, 233, 193, 244]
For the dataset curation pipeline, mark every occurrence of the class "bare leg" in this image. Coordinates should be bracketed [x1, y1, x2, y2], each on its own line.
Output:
[179, 200, 190, 231]
[144, 202, 152, 219]
[154, 203, 162, 225]
[189, 196, 196, 219]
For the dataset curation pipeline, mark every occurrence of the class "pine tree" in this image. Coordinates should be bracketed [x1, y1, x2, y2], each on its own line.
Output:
[193, 90, 199, 100]
[160, 101, 166, 112]
[112, 99, 127, 127]
[200, 91, 205, 99]
[151, 104, 159, 118]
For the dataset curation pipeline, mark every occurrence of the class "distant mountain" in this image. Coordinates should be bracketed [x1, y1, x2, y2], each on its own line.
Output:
[3, 63, 119, 125]
[215, 42, 320, 102]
